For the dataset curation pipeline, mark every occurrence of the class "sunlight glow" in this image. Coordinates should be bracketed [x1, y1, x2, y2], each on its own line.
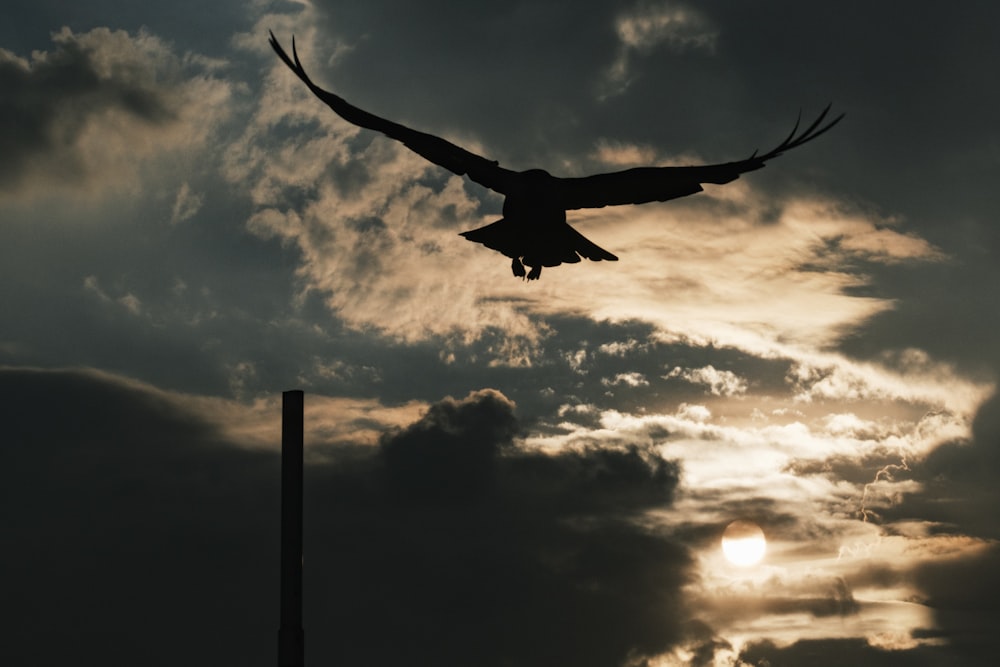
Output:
[721, 520, 767, 567]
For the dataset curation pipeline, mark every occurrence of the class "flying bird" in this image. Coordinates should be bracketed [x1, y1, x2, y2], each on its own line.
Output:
[269, 33, 844, 281]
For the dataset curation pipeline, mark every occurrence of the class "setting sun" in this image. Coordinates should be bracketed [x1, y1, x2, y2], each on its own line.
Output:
[721, 520, 767, 567]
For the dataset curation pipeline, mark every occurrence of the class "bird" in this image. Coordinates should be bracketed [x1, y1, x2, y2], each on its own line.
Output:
[269, 33, 844, 281]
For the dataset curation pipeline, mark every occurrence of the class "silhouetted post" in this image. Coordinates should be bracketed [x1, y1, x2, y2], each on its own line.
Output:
[278, 390, 304, 667]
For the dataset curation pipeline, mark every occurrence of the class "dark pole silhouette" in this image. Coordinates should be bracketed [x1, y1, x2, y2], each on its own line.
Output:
[269, 32, 844, 281]
[278, 390, 304, 667]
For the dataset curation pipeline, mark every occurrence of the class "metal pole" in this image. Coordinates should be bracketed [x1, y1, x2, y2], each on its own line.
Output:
[278, 390, 304, 667]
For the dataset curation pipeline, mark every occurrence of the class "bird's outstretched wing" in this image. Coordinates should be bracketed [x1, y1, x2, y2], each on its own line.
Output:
[552, 106, 844, 210]
[269, 33, 518, 195]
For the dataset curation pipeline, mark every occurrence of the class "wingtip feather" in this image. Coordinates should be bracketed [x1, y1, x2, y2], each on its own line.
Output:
[757, 104, 844, 161]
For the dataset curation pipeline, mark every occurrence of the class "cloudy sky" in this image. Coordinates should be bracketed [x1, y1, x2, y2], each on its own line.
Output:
[2, 1, 998, 665]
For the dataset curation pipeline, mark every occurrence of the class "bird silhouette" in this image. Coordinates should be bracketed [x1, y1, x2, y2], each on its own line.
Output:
[269, 33, 844, 281]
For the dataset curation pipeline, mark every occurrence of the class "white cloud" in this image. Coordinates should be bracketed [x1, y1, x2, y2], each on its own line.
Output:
[527, 383, 979, 504]
[565, 348, 589, 373]
[170, 182, 204, 224]
[117, 293, 142, 316]
[557, 403, 599, 418]
[589, 140, 660, 168]
[602, 371, 650, 387]
[597, 338, 649, 356]
[546, 197, 942, 356]
[666, 364, 748, 396]
[521, 354, 991, 654]
[539, 392, 988, 655]
[675, 402, 711, 422]
[786, 351, 988, 416]
[615, 3, 717, 52]
[822, 412, 887, 439]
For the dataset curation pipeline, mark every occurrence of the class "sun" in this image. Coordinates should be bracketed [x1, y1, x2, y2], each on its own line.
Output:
[721, 520, 767, 567]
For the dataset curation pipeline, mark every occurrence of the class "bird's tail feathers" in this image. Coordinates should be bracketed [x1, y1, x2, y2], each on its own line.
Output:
[459, 219, 519, 258]
[567, 225, 618, 262]
[460, 219, 618, 264]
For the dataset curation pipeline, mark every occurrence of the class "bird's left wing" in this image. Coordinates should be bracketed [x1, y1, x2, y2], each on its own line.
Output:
[552, 106, 844, 210]
[269, 32, 518, 195]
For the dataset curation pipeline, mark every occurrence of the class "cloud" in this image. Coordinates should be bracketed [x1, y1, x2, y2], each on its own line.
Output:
[886, 391, 1000, 541]
[739, 636, 950, 666]
[666, 391, 1000, 662]
[235, 44, 949, 372]
[911, 542, 1000, 661]
[227, 27, 555, 357]
[83, 274, 144, 316]
[169, 181, 204, 224]
[378, 388, 519, 502]
[666, 364, 748, 396]
[602, 371, 650, 387]
[517, 372, 997, 659]
[602, 1, 718, 97]
[0, 26, 233, 201]
[590, 139, 660, 167]
[614, 2, 718, 53]
[316, 388, 692, 666]
[786, 351, 989, 416]
[551, 198, 946, 356]
[250, 1, 1000, 397]
[227, 5, 963, 393]
[597, 338, 651, 356]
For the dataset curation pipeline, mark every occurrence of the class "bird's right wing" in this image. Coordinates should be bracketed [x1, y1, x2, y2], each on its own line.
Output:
[552, 106, 844, 210]
[269, 32, 518, 195]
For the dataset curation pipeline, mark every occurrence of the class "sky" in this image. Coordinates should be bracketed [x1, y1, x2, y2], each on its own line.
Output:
[1, 1, 998, 665]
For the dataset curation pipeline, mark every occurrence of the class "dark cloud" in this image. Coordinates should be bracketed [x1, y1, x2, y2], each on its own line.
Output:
[306, 0, 1000, 199]
[0, 0, 253, 58]
[911, 543, 1000, 662]
[1, 368, 690, 666]
[846, 562, 907, 591]
[786, 450, 915, 487]
[313, 387, 689, 666]
[0, 367, 279, 666]
[378, 388, 520, 502]
[739, 637, 953, 667]
[311, 0, 621, 168]
[838, 260, 1000, 376]
[887, 392, 1000, 540]
[0, 27, 175, 191]
[870, 392, 1000, 661]
[712, 577, 858, 621]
